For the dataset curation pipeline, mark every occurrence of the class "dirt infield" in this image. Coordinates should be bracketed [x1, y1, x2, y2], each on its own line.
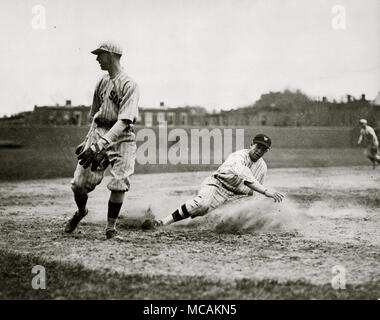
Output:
[0, 166, 379, 299]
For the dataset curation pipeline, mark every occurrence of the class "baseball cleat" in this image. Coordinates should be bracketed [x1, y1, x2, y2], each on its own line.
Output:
[141, 219, 163, 230]
[65, 209, 88, 233]
[105, 229, 118, 239]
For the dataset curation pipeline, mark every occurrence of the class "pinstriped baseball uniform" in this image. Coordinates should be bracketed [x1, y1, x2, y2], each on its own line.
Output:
[71, 69, 139, 194]
[181, 149, 267, 218]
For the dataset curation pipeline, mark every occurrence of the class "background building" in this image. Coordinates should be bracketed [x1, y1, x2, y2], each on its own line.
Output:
[32, 100, 91, 126]
[1, 90, 379, 127]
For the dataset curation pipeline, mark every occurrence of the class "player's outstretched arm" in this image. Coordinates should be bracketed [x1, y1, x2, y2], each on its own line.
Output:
[263, 188, 285, 203]
[358, 133, 363, 145]
[244, 180, 284, 203]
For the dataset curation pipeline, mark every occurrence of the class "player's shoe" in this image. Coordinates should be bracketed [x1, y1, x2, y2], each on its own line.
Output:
[141, 219, 163, 230]
[105, 228, 118, 239]
[65, 209, 88, 233]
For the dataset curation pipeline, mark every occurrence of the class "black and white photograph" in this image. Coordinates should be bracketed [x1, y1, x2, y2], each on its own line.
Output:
[0, 0, 379, 307]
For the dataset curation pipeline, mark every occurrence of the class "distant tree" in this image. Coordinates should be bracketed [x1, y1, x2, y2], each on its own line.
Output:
[182, 105, 208, 115]
[254, 89, 312, 112]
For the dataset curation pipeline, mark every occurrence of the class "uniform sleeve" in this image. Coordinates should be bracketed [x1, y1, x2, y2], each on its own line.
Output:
[90, 78, 104, 117]
[214, 152, 258, 195]
[358, 129, 363, 144]
[368, 127, 379, 145]
[256, 169, 265, 185]
[219, 152, 246, 169]
[117, 81, 139, 122]
[255, 160, 267, 184]
[258, 170, 266, 184]
[219, 153, 266, 185]
[234, 165, 256, 184]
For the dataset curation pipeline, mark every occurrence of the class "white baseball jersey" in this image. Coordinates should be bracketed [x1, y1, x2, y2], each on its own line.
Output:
[358, 125, 379, 147]
[183, 149, 267, 217]
[90, 69, 139, 140]
[213, 149, 267, 195]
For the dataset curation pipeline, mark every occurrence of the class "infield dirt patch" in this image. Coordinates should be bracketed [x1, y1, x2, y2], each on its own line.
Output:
[0, 166, 379, 299]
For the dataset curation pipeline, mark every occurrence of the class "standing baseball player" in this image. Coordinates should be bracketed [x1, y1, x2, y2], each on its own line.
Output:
[357, 118, 380, 169]
[143, 134, 284, 228]
[65, 41, 139, 239]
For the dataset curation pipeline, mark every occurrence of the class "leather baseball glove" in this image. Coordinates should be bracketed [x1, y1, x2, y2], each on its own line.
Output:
[75, 141, 87, 155]
[77, 142, 109, 171]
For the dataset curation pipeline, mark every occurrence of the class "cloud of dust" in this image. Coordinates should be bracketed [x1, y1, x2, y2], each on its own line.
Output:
[171, 197, 306, 234]
[171, 197, 371, 234]
[117, 195, 371, 233]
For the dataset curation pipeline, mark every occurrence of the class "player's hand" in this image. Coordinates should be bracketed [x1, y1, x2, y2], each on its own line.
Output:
[264, 189, 284, 203]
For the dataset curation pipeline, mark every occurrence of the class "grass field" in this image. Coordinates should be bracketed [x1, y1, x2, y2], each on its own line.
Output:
[0, 147, 371, 180]
[0, 166, 379, 299]
[0, 124, 366, 180]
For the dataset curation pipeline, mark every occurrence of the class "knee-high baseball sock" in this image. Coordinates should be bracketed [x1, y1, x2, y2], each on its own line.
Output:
[74, 193, 88, 216]
[161, 204, 190, 225]
[107, 201, 123, 231]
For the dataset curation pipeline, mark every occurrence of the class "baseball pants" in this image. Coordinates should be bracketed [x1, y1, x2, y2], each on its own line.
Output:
[364, 146, 380, 162]
[183, 176, 246, 218]
[71, 128, 136, 195]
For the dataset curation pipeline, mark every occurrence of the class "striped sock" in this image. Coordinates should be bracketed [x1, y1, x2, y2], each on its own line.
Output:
[176, 204, 190, 220]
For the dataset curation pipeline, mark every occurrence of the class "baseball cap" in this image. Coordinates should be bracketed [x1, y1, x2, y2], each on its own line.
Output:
[91, 41, 123, 55]
[252, 134, 271, 149]
[359, 119, 367, 124]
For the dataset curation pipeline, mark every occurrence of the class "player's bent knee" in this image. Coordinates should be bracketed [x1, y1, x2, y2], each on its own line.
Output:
[71, 184, 90, 196]
[191, 201, 210, 217]
[71, 185, 87, 195]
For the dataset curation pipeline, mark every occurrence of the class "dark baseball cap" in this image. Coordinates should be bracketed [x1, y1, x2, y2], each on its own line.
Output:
[252, 134, 271, 149]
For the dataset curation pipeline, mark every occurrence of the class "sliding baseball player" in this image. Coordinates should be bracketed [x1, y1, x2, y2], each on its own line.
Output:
[142, 134, 284, 228]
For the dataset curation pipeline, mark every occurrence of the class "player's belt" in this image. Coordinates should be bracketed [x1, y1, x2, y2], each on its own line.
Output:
[94, 117, 135, 133]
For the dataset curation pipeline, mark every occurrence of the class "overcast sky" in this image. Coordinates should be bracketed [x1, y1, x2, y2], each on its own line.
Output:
[0, 0, 379, 116]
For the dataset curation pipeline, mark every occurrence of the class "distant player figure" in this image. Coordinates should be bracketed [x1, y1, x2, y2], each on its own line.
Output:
[142, 134, 284, 228]
[65, 41, 139, 239]
[357, 119, 380, 169]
